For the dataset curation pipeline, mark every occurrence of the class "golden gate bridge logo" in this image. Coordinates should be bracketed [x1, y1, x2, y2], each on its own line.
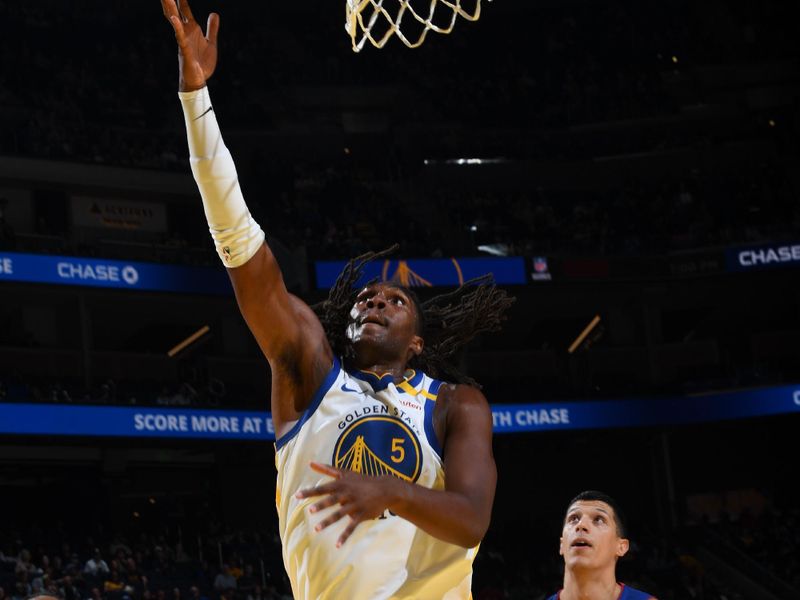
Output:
[333, 416, 422, 483]
[380, 259, 465, 288]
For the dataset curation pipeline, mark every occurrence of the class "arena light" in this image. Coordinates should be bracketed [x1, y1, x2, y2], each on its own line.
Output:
[423, 157, 506, 166]
[167, 325, 211, 357]
[477, 243, 510, 256]
[568, 315, 601, 354]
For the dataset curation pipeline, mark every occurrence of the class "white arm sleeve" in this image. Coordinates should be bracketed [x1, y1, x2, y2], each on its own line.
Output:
[179, 87, 265, 268]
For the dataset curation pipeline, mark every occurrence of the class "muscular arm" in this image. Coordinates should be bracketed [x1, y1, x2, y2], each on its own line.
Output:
[162, 0, 331, 429]
[299, 384, 496, 548]
[228, 248, 333, 426]
[391, 384, 497, 547]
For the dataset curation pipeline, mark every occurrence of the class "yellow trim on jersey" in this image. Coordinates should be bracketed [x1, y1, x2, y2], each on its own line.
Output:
[358, 368, 418, 382]
[397, 380, 438, 401]
[359, 368, 395, 379]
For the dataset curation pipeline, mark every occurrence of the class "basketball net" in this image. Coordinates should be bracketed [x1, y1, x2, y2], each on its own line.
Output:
[345, 0, 489, 52]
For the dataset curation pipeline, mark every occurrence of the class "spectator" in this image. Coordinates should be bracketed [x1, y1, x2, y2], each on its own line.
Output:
[212, 566, 236, 594]
[236, 564, 257, 597]
[187, 586, 206, 600]
[83, 549, 110, 579]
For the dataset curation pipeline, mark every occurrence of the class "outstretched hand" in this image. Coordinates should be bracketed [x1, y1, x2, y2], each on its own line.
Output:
[296, 462, 403, 548]
[161, 0, 219, 91]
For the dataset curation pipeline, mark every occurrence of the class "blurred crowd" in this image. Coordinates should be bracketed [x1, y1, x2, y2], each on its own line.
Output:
[4, 501, 798, 600]
[703, 505, 800, 591]
[0, 526, 290, 600]
[1, 4, 798, 599]
[0, 375, 263, 411]
[2, 0, 799, 264]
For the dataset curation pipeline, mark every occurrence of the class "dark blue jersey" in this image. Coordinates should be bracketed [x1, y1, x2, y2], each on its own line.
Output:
[547, 583, 655, 600]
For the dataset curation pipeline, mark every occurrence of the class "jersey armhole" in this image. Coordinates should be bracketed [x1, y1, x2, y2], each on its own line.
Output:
[423, 379, 445, 459]
[275, 357, 340, 451]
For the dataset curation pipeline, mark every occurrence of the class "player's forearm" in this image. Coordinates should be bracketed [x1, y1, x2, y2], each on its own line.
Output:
[179, 86, 265, 268]
[387, 479, 489, 548]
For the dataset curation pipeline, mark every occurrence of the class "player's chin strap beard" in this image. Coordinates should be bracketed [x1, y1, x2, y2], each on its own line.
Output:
[179, 86, 265, 268]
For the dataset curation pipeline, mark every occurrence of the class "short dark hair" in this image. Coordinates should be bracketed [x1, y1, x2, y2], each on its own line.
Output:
[566, 490, 628, 538]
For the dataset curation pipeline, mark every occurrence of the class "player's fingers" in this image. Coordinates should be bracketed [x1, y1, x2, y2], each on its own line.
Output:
[336, 517, 361, 548]
[168, 16, 187, 44]
[314, 508, 348, 531]
[161, 0, 178, 20]
[309, 462, 342, 478]
[177, 0, 195, 23]
[169, 16, 188, 49]
[295, 481, 337, 499]
[206, 13, 220, 46]
[308, 496, 339, 514]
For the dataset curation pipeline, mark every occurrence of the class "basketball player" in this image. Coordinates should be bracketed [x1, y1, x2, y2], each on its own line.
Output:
[160, 1, 512, 598]
[549, 491, 657, 600]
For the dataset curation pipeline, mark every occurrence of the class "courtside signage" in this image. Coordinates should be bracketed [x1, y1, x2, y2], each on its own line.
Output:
[1, 386, 797, 441]
[0, 252, 230, 295]
[727, 242, 800, 272]
[315, 257, 526, 289]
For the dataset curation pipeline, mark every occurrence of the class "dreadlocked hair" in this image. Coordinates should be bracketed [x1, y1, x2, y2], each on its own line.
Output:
[312, 245, 515, 388]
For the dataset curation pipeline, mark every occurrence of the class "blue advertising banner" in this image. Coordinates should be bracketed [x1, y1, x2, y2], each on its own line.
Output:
[0, 404, 274, 440]
[0, 252, 230, 295]
[315, 257, 527, 289]
[1, 386, 797, 441]
[726, 242, 800, 272]
[490, 385, 800, 433]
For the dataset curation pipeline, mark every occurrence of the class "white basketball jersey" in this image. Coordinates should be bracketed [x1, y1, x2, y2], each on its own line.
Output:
[275, 357, 477, 600]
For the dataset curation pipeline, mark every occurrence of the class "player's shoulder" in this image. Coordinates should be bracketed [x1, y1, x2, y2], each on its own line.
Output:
[434, 382, 492, 431]
[436, 381, 489, 410]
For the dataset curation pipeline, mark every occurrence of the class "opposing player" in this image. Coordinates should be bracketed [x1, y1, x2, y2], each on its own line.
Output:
[549, 491, 657, 600]
[160, 1, 513, 598]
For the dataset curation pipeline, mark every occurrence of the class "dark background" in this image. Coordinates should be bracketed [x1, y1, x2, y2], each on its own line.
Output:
[1, 1, 799, 599]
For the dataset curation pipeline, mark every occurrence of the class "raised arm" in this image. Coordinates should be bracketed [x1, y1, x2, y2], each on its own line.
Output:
[160, 0, 332, 430]
[297, 384, 496, 548]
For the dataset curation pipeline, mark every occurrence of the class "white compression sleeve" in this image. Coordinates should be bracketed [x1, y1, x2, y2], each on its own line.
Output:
[179, 87, 265, 268]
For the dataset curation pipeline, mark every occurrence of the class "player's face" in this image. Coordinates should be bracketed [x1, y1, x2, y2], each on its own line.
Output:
[346, 283, 422, 359]
[559, 500, 629, 572]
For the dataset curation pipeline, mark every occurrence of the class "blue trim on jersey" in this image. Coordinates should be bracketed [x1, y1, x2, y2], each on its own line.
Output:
[275, 357, 341, 451]
[429, 379, 443, 396]
[547, 585, 654, 600]
[349, 368, 424, 393]
[619, 584, 655, 599]
[424, 398, 444, 459]
[349, 369, 393, 392]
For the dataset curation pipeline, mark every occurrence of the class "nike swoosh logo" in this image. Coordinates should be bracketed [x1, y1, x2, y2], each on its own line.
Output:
[193, 106, 214, 121]
[341, 384, 367, 396]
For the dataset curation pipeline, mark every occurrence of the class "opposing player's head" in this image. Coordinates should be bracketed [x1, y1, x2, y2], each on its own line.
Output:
[559, 490, 629, 573]
[346, 282, 425, 364]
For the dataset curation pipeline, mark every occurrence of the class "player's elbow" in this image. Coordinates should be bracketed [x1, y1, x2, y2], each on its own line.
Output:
[453, 532, 483, 549]
[453, 519, 489, 549]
